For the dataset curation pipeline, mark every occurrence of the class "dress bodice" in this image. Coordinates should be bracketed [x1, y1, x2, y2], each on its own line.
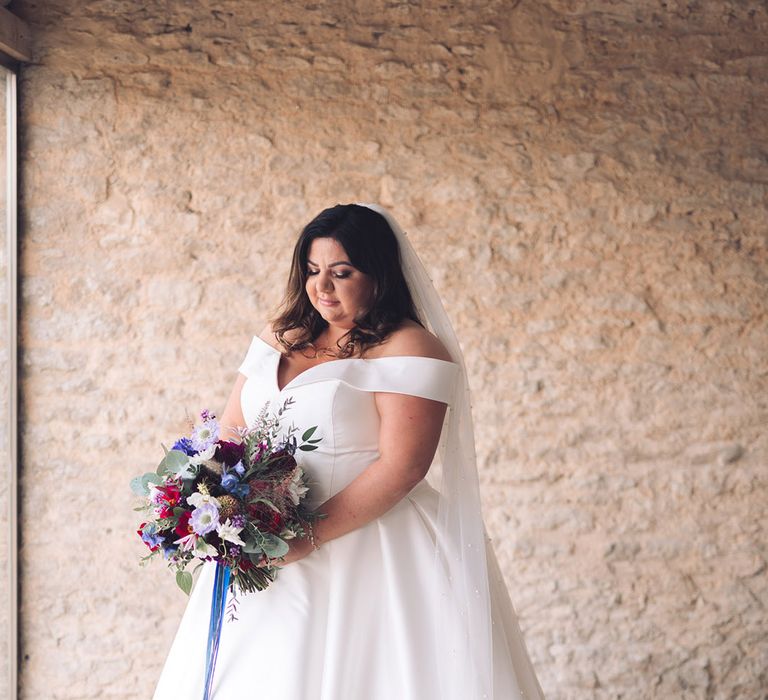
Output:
[237, 335, 460, 509]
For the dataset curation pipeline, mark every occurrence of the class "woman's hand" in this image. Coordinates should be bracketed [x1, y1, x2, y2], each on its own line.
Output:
[255, 535, 315, 568]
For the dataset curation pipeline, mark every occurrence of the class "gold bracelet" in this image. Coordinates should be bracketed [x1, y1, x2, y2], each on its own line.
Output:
[308, 521, 321, 550]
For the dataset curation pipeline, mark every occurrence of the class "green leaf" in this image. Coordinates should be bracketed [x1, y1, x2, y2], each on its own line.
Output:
[158, 449, 190, 477]
[298, 444, 318, 452]
[242, 539, 264, 554]
[301, 426, 317, 441]
[176, 570, 193, 596]
[307, 438, 322, 444]
[261, 533, 289, 558]
[130, 472, 163, 497]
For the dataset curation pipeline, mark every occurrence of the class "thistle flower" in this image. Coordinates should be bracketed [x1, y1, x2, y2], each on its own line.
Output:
[217, 495, 240, 520]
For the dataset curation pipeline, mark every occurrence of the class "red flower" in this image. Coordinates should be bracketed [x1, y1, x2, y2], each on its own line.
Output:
[268, 449, 297, 476]
[246, 502, 283, 534]
[157, 482, 181, 507]
[174, 510, 193, 538]
[215, 440, 245, 467]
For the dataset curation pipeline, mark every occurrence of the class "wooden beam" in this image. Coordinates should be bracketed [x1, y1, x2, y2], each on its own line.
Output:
[0, 7, 30, 62]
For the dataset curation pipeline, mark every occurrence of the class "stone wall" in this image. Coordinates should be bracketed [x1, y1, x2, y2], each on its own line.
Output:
[11, 0, 768, 698]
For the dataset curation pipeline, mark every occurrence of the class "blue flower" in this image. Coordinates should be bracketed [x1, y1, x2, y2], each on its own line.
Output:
[230, 483, 249, 500]
[221, 471, 249, 500]
[162, 544, 179, 560]
[221, 472, 239, 491]
[172, 437, 196, 456]
[140, 522, 164, 550]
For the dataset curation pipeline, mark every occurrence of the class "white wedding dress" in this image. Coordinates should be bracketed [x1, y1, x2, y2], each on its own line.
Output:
[153, 335, 544, 699]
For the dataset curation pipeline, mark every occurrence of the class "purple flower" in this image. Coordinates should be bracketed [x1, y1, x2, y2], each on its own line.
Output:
[190, 503, 220, 536]
[191, 418, 220, 452]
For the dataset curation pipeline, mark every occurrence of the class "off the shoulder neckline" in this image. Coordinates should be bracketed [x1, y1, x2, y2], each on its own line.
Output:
[250, 334, 458, 394]
[251, 334, 457, 366]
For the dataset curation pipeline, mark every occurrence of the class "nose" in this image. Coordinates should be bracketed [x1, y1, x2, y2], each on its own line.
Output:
[317, 270, 334, 293]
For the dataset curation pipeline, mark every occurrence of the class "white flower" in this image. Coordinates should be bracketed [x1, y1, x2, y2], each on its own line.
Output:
[175, 532, 198, 552]
[287, 467, 309, 506]
[216, 519, 246, 547]
[188, 444, 217, 467]
[187, 491, 221, 509]
[193, 538, 218, 559]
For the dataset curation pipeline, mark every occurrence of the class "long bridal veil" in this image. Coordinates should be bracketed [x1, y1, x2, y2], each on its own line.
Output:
[357, 202, 544, 700]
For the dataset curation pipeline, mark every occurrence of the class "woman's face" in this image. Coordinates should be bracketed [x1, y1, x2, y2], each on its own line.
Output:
[304, 237, 375, 329]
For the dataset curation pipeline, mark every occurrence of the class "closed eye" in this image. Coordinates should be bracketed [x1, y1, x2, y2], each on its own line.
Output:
[306, 269, 351, 279]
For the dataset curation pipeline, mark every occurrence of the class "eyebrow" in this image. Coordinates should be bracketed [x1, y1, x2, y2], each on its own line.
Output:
[306, 259, 353, 267]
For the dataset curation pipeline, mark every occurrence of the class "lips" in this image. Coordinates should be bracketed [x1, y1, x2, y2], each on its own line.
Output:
[318, 298, 339, 306]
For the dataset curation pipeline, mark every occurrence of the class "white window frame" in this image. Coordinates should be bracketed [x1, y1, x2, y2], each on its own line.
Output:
[1, 7, 31, 698]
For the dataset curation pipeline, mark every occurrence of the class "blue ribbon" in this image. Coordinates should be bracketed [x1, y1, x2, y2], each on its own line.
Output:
[203, 563, 231, 700]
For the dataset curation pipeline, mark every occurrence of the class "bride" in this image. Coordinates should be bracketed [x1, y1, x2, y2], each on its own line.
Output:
[153, 203, 545, 699]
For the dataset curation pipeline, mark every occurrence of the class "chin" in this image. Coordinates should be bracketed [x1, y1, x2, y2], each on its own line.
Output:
[315, 306, 341, 322]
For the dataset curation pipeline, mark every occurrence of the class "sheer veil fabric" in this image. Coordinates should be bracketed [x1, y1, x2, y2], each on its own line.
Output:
[356, 203, 540, 700]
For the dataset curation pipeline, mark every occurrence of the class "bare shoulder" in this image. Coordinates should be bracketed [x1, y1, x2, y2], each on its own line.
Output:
[257, 322, 302, 352]
[372, 319, 453, 362]
[256, 322, 281, 350]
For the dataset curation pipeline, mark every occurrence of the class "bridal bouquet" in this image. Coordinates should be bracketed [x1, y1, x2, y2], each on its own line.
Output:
[132, 397, 324, 598]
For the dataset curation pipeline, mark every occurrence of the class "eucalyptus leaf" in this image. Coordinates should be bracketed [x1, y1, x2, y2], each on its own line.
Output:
[301, 426, 317, 441]
[261, 534, 289, 558]
[158, 449, 190, 476]
[242, 539, 264, 554]
[130, 472, 162, 496]
[129, 475, 146, 496]
[298, 444, 319, 452]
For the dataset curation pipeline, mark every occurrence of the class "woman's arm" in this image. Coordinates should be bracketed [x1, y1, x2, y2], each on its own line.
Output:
[314, 389, 448, 541]
[218, 324, 275, 441]
[269, 389, 448, 566]
[217, 372, 248, 442]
